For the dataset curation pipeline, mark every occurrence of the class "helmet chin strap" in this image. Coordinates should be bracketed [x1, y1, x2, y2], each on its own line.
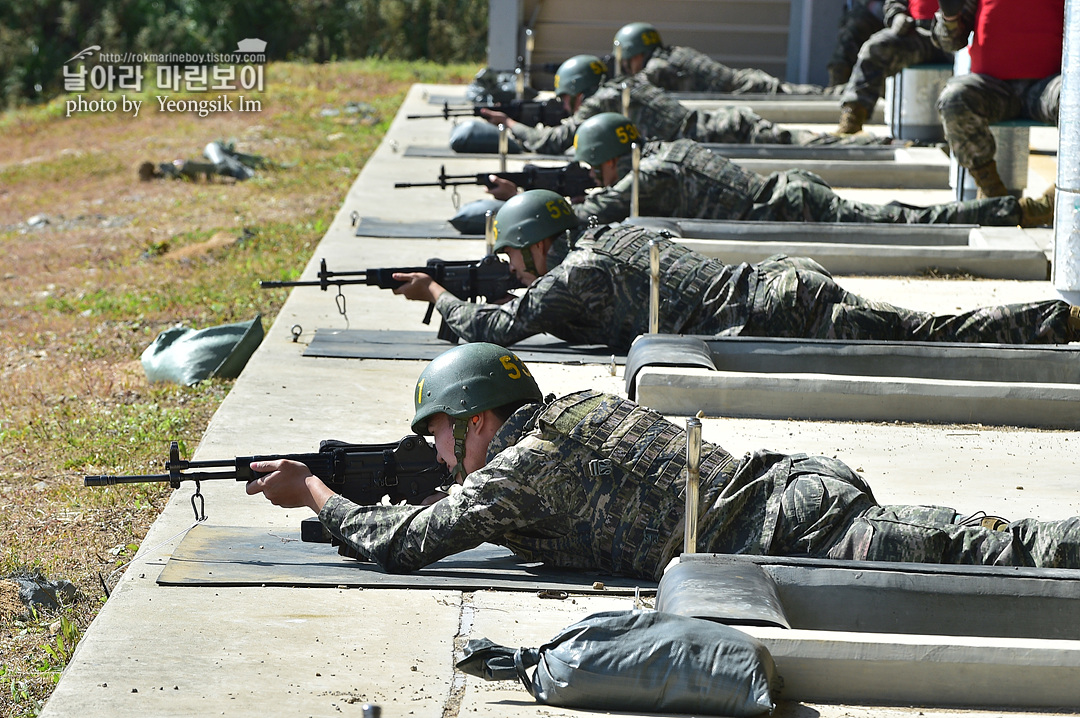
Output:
[521, 243, 539, 276]
[451, 417, 470, 483]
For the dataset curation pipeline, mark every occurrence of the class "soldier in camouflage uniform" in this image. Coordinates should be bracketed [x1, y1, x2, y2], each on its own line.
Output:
[827, 0, 886, 86]
[481, 55, 888, 160]
[932, 0, 1063, 198]
[613, 21, 831, 96]
[246, 342, 1080, 581]
[837, 0, 953, 134]
[572, 113, 1055, 227]
[389, 190, 1080, 353]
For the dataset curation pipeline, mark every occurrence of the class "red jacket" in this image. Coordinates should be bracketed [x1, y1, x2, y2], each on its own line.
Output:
[907, 0, 938, 21]
[970, 0, 1065, 80]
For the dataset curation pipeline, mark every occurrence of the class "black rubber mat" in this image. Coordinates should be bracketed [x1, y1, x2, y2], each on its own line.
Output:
[304, 329, 625, 365]
[157, 524, 653, 593]
[353, 216, 480, 238]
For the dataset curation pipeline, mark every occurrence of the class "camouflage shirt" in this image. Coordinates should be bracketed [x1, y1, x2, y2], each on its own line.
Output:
[574, 139, 765, 225]
[434, 224, 757, 352]
[317, 390, 813, 582]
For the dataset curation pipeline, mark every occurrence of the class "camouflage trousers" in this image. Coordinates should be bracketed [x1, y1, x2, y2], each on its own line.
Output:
[938, 72, 1062, 169]
[696, 107, 891, 146]
[771, 460, 1080, 569]
[721, 66, 828, 96]
[839, 25, 952, 110]
[744, 170, 1022, 225]
[742, 254, 1075, 343]
[827, 0, 885, 85]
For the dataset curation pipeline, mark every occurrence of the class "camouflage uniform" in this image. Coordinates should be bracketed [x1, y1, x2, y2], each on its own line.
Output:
[319, 390, 1080, 581]
[840, 0, 953, 113]
[828, 0, 886, 86]
[510, 75, 886, 157]
[435, 224, 1075, 352]
[932, 0, 1061, 170]
[642, 45, 828, 96]
[574, 139, 1024, 226]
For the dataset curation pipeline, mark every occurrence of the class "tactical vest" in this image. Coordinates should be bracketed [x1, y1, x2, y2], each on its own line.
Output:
[661, 46, 733, 92]
[653, 140, 762, 220]
[538, 389, 737, 577]
[970, 0, 1064, 80]
[576, 223, 729, 333]
[628, 80, 693, 140]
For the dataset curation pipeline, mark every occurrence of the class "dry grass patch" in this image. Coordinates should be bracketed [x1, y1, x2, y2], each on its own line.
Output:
[0, 58, 478, 716]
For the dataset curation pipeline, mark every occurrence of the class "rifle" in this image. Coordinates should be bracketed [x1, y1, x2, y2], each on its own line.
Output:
[406, 98, 569, 127]
[395, 162, 595, 199]
[260, 255, 523, 342]
[84, 436, 448, 547]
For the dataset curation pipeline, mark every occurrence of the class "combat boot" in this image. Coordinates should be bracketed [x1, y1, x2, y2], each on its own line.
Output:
[828, 63, 852, 87]
[1018, 184, 1056, 228]
[837, 102, 868, 134]
[1068, 305, 1080, 340]
[968, 160, 1010, 198]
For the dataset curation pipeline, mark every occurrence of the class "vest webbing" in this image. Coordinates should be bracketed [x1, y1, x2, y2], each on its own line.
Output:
[538, 389, 737, 575]
[656, 140, 761, 220]
[576, 224, 727, 333]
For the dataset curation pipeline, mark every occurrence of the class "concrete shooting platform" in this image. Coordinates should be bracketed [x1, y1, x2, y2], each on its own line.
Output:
[42, 83, 1078, 718]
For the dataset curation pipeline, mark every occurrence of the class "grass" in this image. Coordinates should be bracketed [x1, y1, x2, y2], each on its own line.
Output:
[0, 57, 479, 716]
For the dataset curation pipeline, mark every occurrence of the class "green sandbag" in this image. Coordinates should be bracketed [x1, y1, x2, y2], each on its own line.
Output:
[141, 315, 264, 385]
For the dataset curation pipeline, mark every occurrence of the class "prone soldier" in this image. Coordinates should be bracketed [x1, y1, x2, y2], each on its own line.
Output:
[247, 342, 1080, 581]
[570, 112, 1056, 227]
[390, 189, 1080, 353]
[932, 0, 1064, 198]
[613, 21, 831, 95]
[480, 54, 894, 162]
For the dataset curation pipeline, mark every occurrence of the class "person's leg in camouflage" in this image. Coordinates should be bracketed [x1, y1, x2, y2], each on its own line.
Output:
[838, 27, 952, 134]
[742, 255, 1079, 343]
[727, 67, 827, 95]
[827, 0, 886, 86]
[698, 107, 892, 146]
[937, 73, 1022, 198]
[743, 173, 1042, 226]
[831, 506, 1080, 569]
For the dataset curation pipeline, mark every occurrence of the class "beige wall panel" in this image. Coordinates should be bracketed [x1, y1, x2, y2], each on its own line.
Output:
[523, 0, 792, 88]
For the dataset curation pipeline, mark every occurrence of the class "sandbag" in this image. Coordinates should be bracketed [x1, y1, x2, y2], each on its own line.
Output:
[457, 609, 777, 715]
[448, 199, 505, 235]
[449, 119, 523, 154]
[141, 315, 264, 385]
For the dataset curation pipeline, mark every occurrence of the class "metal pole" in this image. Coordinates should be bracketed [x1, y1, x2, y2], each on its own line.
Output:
[630, 142, 640, 218]
[1054, 0, 1080, 302]
[683, 418, 702, 554]
[621, 82, 630, 116]
[484, 210, 496, 255]
[498, 124, 508, 172]
[648, 239, 659, 333]
[614, 42, 623, 76]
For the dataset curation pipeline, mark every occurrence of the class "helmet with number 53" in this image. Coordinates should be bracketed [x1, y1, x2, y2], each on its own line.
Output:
[492, 189, 579, 251]
[573, 112, 641, 168]
[411, 342, 542, 436]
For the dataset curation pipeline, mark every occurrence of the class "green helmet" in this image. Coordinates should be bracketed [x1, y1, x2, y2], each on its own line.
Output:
[573, 112, 642, 167]
[492, 190, 579, 252]
[554, 54, 607, 99]
[411, 342, 542, 436]
[613, 22, 663, 62]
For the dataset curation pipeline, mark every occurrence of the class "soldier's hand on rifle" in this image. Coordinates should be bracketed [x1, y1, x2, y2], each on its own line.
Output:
[486, 175, 519, 200]
[245, 459, 335, 513]
[891, 12, 914, 34]
[478, 108, 514, 128]
[392, 272, 446, 303]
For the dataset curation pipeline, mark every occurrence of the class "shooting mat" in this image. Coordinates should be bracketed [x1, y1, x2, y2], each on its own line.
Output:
[401, 145, 566, 161]
[353, 216, 479, 239]
[158, 524, 653, 593]
[304, 329, 625, 365]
